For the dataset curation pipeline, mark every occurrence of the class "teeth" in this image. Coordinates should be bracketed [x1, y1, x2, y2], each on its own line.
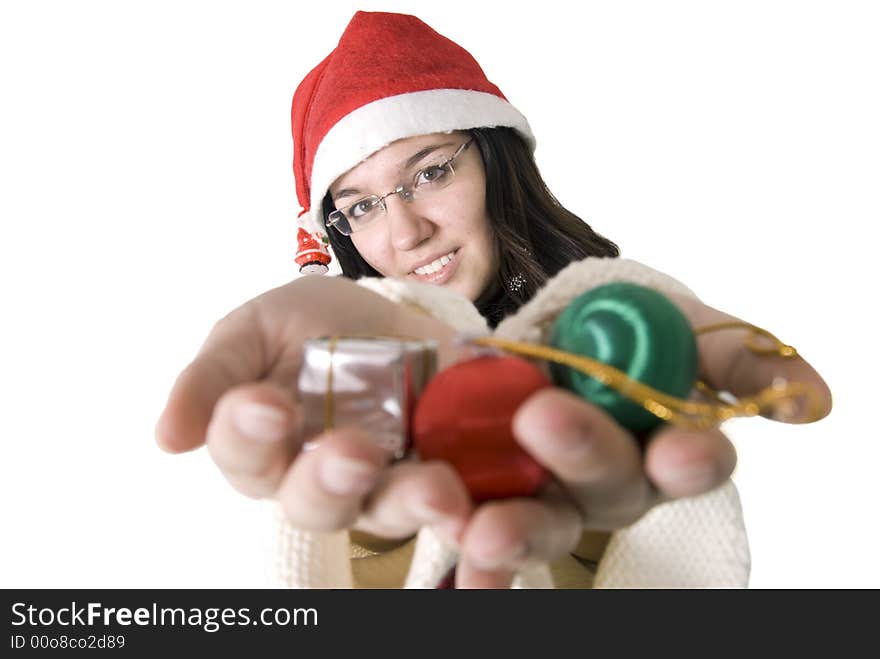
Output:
[414, 250, 456, 275]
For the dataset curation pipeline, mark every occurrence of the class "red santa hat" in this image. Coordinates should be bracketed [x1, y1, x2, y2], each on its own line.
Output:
[291, 11, 535, 272]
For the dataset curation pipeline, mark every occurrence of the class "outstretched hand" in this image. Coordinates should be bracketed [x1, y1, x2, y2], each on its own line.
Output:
[454, 292, 832, 587]
[156, 275, 471, 544]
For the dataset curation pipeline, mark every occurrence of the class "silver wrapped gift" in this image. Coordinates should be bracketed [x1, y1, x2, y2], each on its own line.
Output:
[298, 336, 438, 459]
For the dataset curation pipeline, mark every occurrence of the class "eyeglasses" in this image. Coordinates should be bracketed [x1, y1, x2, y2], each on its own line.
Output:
[327, 138, 473, 236]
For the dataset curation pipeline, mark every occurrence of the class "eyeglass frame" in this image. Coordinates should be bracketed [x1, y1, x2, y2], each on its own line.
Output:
[326, 137, 474, 236]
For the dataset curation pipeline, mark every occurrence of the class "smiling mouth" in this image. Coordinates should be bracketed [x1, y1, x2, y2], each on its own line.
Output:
[410, 249, 459, 276]
[408, 249, 461, 284]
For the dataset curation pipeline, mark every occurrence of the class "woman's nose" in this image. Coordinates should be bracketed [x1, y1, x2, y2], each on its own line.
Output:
[386, 196, 434, 251]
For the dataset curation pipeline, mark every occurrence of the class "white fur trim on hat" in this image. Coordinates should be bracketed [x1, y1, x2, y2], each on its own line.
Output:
[308, 89, 535, 232]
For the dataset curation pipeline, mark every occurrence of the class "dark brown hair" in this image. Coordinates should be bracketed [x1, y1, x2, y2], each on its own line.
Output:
[321, 127, 620, 328]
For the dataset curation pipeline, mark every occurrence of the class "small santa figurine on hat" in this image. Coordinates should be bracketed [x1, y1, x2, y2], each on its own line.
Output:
[294, 227, 332, 275]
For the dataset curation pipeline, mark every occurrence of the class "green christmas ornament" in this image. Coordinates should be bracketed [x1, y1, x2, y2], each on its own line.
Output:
[549, 282, 698, 434]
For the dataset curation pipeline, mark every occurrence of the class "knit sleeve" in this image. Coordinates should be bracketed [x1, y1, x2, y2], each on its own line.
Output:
[492, 256, 699, 344]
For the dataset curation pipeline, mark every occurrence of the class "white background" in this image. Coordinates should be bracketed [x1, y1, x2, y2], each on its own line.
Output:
[1, 0, 877, 588]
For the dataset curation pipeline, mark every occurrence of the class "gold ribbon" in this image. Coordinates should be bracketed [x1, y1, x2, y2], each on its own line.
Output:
[325, 336, 338, 431]
[467, 322, 824, 430]
[322, 334, 436, 432]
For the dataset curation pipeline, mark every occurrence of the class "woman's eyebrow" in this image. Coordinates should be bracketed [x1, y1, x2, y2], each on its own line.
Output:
[333, 142, 455, 202]
[333, 187, 360, 202]
[400, 142, 454, 170]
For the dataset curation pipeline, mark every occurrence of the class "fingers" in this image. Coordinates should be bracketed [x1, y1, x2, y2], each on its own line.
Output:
[156, 301, 271, 453]
[354, 461, 472, 544]
[276, 428, 391, 532]
[456, 495, 582, 589]
[669, 293, 833, 423]
[278, 450, 471, 539]
[205, 381, 300, 498]
[512, 388, 651, 529]
[206, 384, 473, 539]
[644, 424, 737, 499]
[513, 386, 739, 528]
[453, 565, 516, 589]
[454, 400, 737, 588]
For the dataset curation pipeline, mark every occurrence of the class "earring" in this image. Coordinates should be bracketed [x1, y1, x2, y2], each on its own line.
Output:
[506, 273, 526, 294]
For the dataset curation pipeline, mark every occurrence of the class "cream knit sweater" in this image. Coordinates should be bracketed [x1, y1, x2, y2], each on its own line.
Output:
[270, 258, 751, 588]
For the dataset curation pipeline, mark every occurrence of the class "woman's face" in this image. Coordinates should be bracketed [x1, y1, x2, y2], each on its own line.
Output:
[328, 132, 497, 302]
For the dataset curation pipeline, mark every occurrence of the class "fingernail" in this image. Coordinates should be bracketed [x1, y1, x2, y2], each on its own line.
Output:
[234, 403, 287, 442]
[554, 428, 593, 459]
[319, 456, 378, 496]
[471, 542, 528, 570]
[665, 462, 716, 493]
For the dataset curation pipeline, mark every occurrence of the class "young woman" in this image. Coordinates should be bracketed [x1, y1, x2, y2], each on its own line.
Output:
[322, 126, 620, 329]
[155, 11, 832, 588]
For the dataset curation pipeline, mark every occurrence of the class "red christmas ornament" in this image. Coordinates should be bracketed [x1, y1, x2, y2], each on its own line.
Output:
[413, 356, 552, 503]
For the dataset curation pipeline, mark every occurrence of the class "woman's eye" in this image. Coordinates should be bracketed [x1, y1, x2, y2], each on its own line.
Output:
[350, 199, 376, 218]
[415, 165, 449, 186]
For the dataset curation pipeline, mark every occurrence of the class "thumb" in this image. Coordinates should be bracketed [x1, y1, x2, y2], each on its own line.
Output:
[156, 301, 271, 453]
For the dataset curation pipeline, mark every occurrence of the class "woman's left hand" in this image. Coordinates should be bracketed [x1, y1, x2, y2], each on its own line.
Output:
[453, 293, 833, 588]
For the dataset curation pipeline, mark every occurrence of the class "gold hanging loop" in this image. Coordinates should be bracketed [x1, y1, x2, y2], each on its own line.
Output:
[466, 321, 824, 430]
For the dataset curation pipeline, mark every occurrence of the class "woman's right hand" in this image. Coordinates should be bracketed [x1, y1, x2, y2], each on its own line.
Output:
[154, 275, 472, 544]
